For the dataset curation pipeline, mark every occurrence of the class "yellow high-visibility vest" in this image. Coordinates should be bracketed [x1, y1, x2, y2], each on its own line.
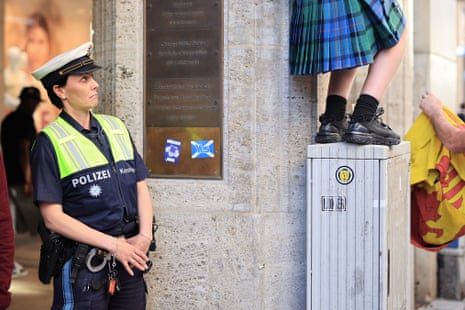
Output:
[42, 114, 134, 179]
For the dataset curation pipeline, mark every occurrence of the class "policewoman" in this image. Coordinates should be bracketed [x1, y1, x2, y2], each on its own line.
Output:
[30, 42, 153, 309]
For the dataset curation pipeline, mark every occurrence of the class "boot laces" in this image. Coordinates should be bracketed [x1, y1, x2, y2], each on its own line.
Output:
[373, 108, 391, 129]
[351, 108, 390, 129]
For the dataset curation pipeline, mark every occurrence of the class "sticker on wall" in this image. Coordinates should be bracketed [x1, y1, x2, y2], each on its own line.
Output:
[164, 139, 182, 163]
[335, 166, 354, 185]
[191, 139, 215, 159]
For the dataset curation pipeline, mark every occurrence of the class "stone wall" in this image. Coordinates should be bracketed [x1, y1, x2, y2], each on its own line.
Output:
[93, 0, 308, 308]
[63, 0, 455, 308]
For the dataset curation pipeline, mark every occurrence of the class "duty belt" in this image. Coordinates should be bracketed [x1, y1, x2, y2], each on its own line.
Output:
[71, 217, 158, 282]
[70, 245, 110, 284]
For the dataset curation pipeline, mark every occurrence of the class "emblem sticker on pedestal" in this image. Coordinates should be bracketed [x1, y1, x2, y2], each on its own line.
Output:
[335, 166, 354, 185]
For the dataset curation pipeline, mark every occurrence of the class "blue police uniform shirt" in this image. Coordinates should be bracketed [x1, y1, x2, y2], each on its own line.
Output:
[31, 111, 150, 222]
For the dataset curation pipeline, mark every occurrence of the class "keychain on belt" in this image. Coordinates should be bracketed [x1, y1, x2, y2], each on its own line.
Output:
[107, 256, 120, 295]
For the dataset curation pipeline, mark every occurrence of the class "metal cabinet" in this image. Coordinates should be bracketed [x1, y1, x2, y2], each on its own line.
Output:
[306, 142, 411, 310]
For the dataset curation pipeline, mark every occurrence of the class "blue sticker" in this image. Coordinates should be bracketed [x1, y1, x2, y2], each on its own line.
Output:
[191, 140, 215, 159]
[164, 139, 182, 163]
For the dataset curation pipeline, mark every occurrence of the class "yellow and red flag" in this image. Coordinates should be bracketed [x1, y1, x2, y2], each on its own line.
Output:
[405, 105, 465, 251]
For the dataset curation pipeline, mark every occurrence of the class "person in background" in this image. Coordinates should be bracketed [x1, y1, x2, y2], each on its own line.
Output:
[23, 12, 60, 132]
[420, 91, 465, 152]
[23, 13, 53, 83]
[0, 151, 14, 310]
[31, 42, 153, 309]
[1, 87, 43, 236]
[289, 0, 407, 145]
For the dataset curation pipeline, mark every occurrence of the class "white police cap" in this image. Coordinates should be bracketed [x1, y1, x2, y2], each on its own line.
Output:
[32, 42, 101, 89]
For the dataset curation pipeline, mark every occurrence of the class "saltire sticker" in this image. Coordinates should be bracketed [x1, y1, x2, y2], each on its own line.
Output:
[191, 139, 215, 159]
[164, 139, 182, 163]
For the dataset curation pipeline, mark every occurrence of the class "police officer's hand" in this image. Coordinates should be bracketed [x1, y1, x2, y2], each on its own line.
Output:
[113, 237, 149, 276]
[127, 234, 151, 254]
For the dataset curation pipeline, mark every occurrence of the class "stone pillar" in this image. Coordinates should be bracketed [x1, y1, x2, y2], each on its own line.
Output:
[413, 0, 458, 306]
[92, 1, 145, 146]
[414, 0, 457, 106]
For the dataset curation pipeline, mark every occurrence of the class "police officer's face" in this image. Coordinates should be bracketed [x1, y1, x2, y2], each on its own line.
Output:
[60, 73, 99, 111]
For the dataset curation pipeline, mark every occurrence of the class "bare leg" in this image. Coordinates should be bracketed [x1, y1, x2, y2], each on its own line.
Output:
[316, 68, 358, 143]
[344, 27, 408, 146]
[327, 68, 358, 98]
[360, 25, 408, 100]
[320, 27, 407, 145]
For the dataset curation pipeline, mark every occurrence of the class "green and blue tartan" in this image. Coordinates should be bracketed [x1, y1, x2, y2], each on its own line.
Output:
[289, 0, 406, 75]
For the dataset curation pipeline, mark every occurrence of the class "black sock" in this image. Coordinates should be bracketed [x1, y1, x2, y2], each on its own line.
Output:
[324, 95, 347, 120]
[352, 94, 378, 120]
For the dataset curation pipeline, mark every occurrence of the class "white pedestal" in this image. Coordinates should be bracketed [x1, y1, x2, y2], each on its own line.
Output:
[306, 142, 411, 310]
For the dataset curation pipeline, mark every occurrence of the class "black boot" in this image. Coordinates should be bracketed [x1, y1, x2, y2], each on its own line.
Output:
[315, 113, 349, 143]
[344, 108, 401, 145]
[315, 95, 348, 143]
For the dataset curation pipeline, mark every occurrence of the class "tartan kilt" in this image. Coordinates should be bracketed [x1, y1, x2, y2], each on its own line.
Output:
[289, 0, 406, 75]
